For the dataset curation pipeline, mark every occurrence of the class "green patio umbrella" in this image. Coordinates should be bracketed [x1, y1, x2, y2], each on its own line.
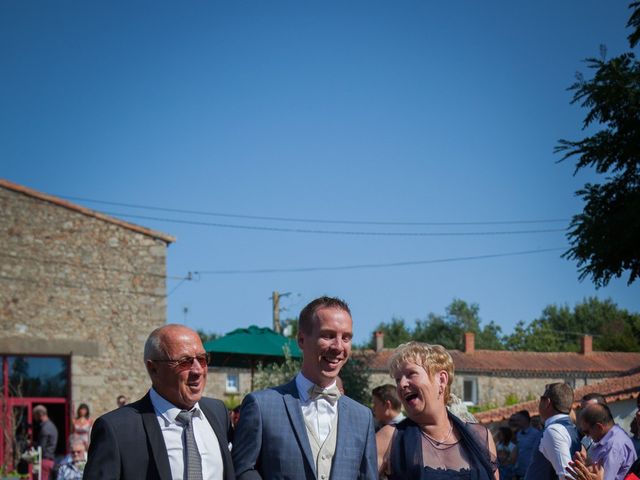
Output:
[203, 325, 302, 389]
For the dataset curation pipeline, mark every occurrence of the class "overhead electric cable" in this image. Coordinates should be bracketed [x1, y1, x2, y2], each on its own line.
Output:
[57, 194, 570, 226]
[98, 211, 567, 237]
[195, 247, 564, 274]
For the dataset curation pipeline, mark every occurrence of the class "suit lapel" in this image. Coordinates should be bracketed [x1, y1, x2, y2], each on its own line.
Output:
[333, 397, 350, 474]
[200, 401, 234, 480]
[281, 380, 317, 478]
[140, 393, 173, 480]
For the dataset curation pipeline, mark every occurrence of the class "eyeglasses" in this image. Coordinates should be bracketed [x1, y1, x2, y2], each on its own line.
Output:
[152, 353, 210, 371]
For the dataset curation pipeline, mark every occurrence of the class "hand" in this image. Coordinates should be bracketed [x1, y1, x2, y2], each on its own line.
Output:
[564, 450, 603, 480]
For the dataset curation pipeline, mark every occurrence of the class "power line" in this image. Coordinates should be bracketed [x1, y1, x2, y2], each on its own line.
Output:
[196, 247, 565, 274]
[57, 194, 570, 227]
[98, 211, 567, 237]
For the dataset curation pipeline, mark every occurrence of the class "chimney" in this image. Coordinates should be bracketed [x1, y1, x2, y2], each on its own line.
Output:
[581, 335, 593, 355]
[374, 331, 384, 352]
[463, 332, 475, 354]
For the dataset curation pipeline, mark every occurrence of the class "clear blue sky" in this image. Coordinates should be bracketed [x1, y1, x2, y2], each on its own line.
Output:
[2, 1, 638, 345]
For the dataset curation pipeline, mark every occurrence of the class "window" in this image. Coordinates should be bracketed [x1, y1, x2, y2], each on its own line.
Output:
[226, 374, 239, 393]
[462, 378, 478, 405]
[7, 356, 69, 397]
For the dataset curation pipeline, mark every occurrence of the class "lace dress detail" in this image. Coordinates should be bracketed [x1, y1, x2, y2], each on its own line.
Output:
[387, 414, 497, 480]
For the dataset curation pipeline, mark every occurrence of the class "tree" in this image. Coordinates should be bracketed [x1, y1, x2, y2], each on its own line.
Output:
[503, 297, 640, 352]
[196, 329, 218, 345]
[370, 299, 504, 350]
[340, 354, 373, 405]
[557, 2, 640, 287]
[368, 317, 412, 349]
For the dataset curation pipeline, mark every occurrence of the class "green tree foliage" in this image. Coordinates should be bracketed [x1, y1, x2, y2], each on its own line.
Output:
[369, 317, 413, 349]
[370, 299, 504, 350]
[503, 297, 640, 352]
[340, 355, 373, 405]
[556, 2, 640, 287]
[197, 329, 218, 344]
[370, 298, 640, 352]
[252, 345, 301, 391]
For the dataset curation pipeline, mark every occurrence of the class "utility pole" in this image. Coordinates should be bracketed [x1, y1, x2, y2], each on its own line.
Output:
[271, 291, 291, 333]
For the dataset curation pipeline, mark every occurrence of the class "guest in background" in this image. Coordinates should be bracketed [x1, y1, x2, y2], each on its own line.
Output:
[57, 438, 87, 480]
[371, 384, 405, 430]
[510, 410, 542, 479]
[496, 426, 517, 480]
[33, 404, 58, 480]
[525, 383, 580, 480]
[71, 403, 93, 448]
[579, 403, 637, 480]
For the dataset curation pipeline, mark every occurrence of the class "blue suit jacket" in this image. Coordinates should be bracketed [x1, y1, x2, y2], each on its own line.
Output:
[232, 379, 377, 480]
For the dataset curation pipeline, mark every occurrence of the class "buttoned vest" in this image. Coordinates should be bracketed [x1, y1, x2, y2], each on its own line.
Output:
[303, 413, 338, 480]
[524, 415, 580, 480]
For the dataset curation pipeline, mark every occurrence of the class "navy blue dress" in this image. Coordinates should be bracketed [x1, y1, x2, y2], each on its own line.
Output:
[388, 413, 496, 480]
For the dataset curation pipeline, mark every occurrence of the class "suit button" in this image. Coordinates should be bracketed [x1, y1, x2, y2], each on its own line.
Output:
[321, 476, 326, 480]
[321, 455, 326, 460]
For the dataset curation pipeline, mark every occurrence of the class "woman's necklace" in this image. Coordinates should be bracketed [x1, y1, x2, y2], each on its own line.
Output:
[420, 420, 454, 447]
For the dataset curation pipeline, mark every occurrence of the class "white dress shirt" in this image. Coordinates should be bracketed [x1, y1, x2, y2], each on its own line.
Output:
[295, 373, 339, 444]
[149, 388, 224, 480]
[539, 413, 574, 477]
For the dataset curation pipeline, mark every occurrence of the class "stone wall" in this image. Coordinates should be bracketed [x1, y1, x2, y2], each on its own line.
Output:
[205, 367, 253, 407]
[0, 185, 171, 417]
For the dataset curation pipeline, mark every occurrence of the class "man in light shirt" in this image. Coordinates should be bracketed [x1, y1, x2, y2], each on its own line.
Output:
[579, 403, 637, 480]
[525, 382, 581, 480]
[84, 324, 234, 480]
[232, 296, 377, 479]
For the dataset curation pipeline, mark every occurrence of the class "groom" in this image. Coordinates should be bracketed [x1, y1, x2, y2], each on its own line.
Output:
[232, 296, 377, 479]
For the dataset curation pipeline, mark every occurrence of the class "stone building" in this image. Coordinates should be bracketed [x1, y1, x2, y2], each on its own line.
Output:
[368, 332, 640, 409]
[476, 370, 640, 431]
[0, 179, 174, 465]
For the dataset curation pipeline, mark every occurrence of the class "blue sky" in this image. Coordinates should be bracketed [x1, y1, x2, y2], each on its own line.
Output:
[2, 1, 638, 345]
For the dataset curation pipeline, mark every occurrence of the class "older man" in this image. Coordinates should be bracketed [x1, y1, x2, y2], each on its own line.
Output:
[57, 438, 87, 480]
[232, 296, 377, 479]
[84, 324, 234, 480]
[525, 382, 580, 480]
[579, 403, 637, 480]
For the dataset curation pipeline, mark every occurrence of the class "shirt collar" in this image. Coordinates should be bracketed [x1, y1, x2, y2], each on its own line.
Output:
[295, 372, 337, 403]
[544, 413, 568, 427]
[149, 387, 201, 425]
[595, 424, 617, 446]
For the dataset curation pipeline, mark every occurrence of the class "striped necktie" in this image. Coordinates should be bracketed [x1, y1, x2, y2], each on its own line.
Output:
[176, 409, 203, 480]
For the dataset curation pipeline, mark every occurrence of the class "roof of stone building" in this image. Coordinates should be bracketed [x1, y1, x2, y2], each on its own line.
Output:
[0, 178, 175, 243]
[366, 348, 640, 376]
[474, 370, 640, 424]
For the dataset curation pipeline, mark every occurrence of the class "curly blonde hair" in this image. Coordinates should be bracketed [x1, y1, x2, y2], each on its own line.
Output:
[388, 341, 455, 405]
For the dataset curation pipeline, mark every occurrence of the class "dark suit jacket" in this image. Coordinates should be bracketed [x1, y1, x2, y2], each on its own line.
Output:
[84, 392, 234, 480]
[232, 379, 377, 480]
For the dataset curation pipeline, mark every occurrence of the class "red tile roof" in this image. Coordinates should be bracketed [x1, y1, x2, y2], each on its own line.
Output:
[0, 179, 175, 243]
[474, 371, 640, 424]
[368, 348, 640, 375]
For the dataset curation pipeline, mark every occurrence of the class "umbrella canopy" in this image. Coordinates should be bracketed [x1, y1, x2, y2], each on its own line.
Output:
[203, 325, 301, 369]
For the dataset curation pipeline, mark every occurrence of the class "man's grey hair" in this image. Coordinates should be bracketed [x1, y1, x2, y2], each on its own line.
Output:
[144, 325, 170, 361]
